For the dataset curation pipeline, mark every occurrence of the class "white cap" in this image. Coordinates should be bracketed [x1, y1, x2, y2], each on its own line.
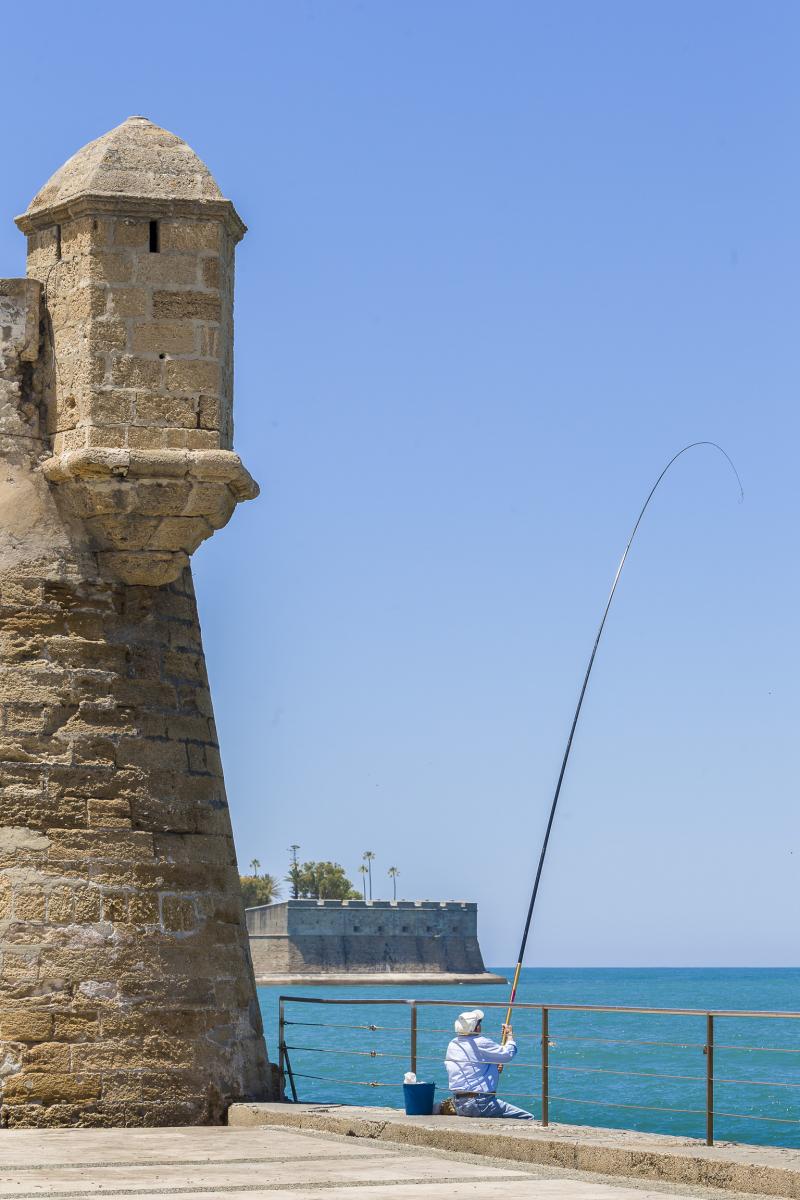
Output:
[454, 1009, 484, 1036]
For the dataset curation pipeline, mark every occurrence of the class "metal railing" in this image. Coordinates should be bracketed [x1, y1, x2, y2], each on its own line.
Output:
[277, 996, 800, 1147]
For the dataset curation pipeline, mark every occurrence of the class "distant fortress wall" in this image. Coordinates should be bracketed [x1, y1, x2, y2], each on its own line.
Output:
[246, 900, 487, 976]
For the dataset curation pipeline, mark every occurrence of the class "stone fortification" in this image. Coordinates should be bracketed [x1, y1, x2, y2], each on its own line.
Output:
[0, 118, 272, 1127]
[247, 900, 502, 981]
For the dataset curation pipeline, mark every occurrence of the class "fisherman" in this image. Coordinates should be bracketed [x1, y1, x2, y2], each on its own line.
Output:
[444, 1009, 534, 1119]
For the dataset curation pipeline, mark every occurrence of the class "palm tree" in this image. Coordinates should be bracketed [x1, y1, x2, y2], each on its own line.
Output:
[249, 858, 261, 877]
[358, 863, 368, 901]
[388, 866, 399, 901]
[362, 850, 375, 901]
[287, 844, 301, 898]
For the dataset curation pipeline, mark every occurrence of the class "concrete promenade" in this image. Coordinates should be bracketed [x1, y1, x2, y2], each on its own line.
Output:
[230, 1104, 800, 1198]
[0, 1120, 786, 1199]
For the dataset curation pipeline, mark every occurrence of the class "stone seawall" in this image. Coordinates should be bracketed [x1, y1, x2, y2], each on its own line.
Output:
[247, 899, 499, 980]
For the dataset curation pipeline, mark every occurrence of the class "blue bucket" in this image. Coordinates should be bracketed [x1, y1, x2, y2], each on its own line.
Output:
[403, 1081, 436, 1116]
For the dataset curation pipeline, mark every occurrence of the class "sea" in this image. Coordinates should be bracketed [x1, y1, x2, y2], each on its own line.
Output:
[257, 968, 800, 1148]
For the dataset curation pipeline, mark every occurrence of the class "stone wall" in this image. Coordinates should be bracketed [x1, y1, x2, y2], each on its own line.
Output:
[26, 213, 235, 457]
[247, 901, 487, 976]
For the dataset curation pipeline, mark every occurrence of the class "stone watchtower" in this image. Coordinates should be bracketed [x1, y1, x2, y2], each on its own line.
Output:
[0, 118, 272, 1126]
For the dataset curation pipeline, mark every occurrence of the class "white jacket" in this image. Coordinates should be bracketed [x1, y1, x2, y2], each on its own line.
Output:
[444, 1034, 517, 1093]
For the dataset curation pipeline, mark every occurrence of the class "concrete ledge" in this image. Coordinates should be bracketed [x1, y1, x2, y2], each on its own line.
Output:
[254, 971, 508, 986]
[228, 1102, 800, 1197]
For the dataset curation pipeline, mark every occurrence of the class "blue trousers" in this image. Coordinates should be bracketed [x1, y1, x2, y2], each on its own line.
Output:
[453, 1094, 534, 1119]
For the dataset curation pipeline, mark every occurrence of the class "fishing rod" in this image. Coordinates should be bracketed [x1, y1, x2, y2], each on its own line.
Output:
[500, 441, 743, 1043]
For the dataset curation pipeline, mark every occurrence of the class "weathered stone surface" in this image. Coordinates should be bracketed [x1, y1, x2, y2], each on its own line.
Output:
[0, 119, 272, 1128]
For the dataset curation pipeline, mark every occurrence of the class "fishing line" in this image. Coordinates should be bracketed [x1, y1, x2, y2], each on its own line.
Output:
[500, 441, 743, 1047]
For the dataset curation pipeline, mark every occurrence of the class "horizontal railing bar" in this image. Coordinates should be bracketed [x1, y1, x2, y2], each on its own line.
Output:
[549, 1093, 706, 1116]
[713, 1109, 800, 1126]
[538, 1034, 705, 1049]
[291, 1072, 396, 1088]
[715, 1075, 800, 1090]
[280, 996, 800, 1020]
[715, 1043, 800, 1055]
[548, 1065, 704, 1082]
[285, 1045, 536, 1069]
[414, 1027, 707, 1051]
[286, 1020, 398, 1033]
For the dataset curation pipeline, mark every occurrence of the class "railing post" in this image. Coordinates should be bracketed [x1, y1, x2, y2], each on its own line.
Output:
[541, 1006, 549, 1127]
[410, 1001, 418, 1075]
[278, 999, 286, 1098]
[705, 1013, 714, 1146]
[279, 998, 298, 1103]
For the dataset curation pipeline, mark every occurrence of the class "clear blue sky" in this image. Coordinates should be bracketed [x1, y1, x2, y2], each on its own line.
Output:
[2, 1, 798, 966]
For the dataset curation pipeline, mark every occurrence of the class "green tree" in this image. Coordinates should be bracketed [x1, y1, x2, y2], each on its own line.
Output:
[249, 857, 261, 876]
[239, 872, 280, 908]
[362, 850, 375, 900]
[294, 861, 360, 901]
[358, 863, 368, 900]
[388, 866, 399, 901]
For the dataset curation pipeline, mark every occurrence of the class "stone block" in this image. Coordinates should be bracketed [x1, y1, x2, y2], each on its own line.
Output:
[125, 426, 168, 449]
[164, 429, 219, 449]
[165, 360, 220, 395]
[159, 220, 220, 251]
[82, 391, 134, 425]
[153, 291, 220, 322]
[115, 737, 188, 773]
[84, 514, 161, 551]
[161, 896, 196, 932]
[201, 258, 220, 289]
[0, 1010, 54, 1042]
[53, 1014, 98, 1042]
[145, 518, 212, 553]
[46, 829, 154, 863]
[23, 1041, 71, 1073]
[88, 799, 132, 829]
[108, 356, 163, 390]
[134, 254, 200, 286]
[73, 889, 102, 922]
[131, 322, 197, 356]
[128, 894, 159, 924]
[113, 218, 150, 247]
[86, 425, 128, 448]
[2, 1072, 102, 1103]
[91, 319, 128, 352]
[14, 888, 47, 920]
[107, 287, 149, 318]
[133, 393, 196, 426]
[197, 396, 220, 429]
[47, 887, 75, 923]
[89, 252, 134, 284]
[102, 893, 129, 922]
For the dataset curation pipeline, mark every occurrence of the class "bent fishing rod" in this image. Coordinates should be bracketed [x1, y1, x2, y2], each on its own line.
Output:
[501, 441, 743, 1041]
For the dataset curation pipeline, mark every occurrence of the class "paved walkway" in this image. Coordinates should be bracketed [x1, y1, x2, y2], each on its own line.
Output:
[0, 1123, 774, 1198]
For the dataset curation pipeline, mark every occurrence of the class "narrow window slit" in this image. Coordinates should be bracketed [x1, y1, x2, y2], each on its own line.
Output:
[54, 225, 61, 261]
[149, 220, 160, 253]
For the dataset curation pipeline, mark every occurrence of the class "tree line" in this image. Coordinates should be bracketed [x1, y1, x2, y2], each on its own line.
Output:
[239, 846, 401, 908]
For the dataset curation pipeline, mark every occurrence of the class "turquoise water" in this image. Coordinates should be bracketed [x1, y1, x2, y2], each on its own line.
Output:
[258, 968, 800, 1148]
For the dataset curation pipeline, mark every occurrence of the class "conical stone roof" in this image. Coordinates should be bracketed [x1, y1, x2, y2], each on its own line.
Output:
[17, 117, 244, 237]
